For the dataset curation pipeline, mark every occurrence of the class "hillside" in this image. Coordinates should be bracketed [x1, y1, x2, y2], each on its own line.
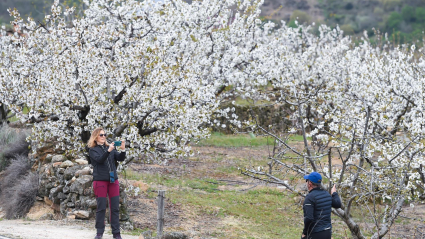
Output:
[1, 0, 425, 43]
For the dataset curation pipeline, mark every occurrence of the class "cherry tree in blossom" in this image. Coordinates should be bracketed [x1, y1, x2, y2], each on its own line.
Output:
[0, 0, 263, 161]
[243, 24, 425, 238]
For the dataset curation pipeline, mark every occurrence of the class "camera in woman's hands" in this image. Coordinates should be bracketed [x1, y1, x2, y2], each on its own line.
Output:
[114, 141, 122, 146]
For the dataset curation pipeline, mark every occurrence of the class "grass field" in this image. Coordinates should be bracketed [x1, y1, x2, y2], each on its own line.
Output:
[197, 132, 307, 147]
[125, 168, 304, 238]
[122, 132, 357, 239]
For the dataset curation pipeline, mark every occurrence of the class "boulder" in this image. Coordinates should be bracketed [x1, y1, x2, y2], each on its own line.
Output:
[60, 160, 74, 168]
[75, 168, 91, 177]
[49, 185, 63, 198]
[83, 187, 93, 196]
[39, 213, 54, 220]
[63, 185, 70, 194]
[57, 192, 67, 200]
[52, 155, 66, 163]
[74, 210, 90, 219]
[75, 158, 88, 165]
[162, 232, 188, 239]
[26, 201, 55, 220]
[64, 165, 82, 180]
[70, 175, 93, 195]
[45, 154, 53, 163]
[80, 196, 97, 209]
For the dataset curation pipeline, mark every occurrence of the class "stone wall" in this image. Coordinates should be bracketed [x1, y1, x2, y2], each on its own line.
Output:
[32, 147, 130, 223]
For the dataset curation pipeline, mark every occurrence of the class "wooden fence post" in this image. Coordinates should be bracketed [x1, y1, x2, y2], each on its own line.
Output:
[157, 190, 165, 239]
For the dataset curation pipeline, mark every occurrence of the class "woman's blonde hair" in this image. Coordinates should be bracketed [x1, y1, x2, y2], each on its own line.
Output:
[87, 127, 109, 148]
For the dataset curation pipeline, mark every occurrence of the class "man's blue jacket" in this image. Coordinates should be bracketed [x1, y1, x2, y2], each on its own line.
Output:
[302, 187, 342, 236]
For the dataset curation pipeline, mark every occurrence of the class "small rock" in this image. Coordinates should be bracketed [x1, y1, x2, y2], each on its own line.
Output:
[162, 232, 188, 239]
[57, 192, 67, 200]
[75, 169, 91, 177]
[67, 214, 76, 220]
[57, 168, 65, 174]
[44, 196, 53, 206]
[64, 165, 82, 180]
[63, 186, 70, 194]
[123, 221, 133, 231]
[53, 162, 62, 168]
[60, 160, 74, 168]
[132, 181, 149, 192]
[74, 210, 90, 219]
[51, 203, 60, 212]
[75, 158, 88, 165]
[52, 155, 67, 163]
[39, 213, 54, 220]
[141, 231, 152, 239]
[44, 154, 53, 163]
[80, 196, 97, 209]
[70, 175, 93, 195]
[49, 187, 63, 198]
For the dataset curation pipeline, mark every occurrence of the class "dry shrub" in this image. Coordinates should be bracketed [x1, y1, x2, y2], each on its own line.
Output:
[0, 156, 38, 219]
[0, 155, 31, 195]
[0, 124, 30, 171]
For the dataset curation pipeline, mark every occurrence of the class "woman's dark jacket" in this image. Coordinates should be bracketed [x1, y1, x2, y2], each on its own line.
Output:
[89, 144, 126, 181]
[302, 187, 342, 236]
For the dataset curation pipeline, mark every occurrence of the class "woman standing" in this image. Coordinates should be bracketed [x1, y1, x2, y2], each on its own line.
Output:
[88, 127, 126, 239]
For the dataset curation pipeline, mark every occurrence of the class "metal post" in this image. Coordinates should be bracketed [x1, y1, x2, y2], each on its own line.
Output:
[157, 190, 165, 239]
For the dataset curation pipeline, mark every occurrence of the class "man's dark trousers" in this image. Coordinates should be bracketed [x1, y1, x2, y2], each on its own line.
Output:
[302, 229, 331, 239]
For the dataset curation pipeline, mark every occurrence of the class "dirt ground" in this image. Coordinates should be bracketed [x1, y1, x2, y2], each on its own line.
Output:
[123, 146, 425, 238]
[1, 145, 425, 239]
[0, 219, 141, 239]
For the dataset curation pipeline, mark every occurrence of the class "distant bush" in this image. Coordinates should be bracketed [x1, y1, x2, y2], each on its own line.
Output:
[340, 24, 355, 35]
[379, 0, 402, 10]
[289, 10, 311, 25]
[0, 156, 38, 219]
[0, 124, 30, 171]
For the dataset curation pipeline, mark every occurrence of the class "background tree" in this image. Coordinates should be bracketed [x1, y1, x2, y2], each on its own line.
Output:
[243, 24, 425, 238]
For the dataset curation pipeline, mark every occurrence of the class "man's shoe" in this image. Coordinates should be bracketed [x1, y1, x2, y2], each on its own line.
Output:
[113, 233, 122, 239]
[94, 233, 103, 239]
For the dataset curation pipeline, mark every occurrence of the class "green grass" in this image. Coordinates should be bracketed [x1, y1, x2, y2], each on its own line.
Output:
[123, 228, 152, 236]
[167, 187, 302, 239]
[124, 166, 303, 238]
[197, 132, 271, 147]
[197, 132, 308, 148]
[233, 97, 271, 106]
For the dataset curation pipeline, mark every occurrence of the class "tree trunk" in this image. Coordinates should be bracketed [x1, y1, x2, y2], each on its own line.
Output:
[334, 208, 366, 239]
[0, 103, 7, 124]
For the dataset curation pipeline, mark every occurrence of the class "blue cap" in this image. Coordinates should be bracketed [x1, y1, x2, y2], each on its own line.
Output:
[303, 172, 322, 184]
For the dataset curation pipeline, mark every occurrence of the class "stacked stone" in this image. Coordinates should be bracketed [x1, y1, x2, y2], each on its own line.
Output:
[36, 154, 130, 223]
[37, 154, 96, 219]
